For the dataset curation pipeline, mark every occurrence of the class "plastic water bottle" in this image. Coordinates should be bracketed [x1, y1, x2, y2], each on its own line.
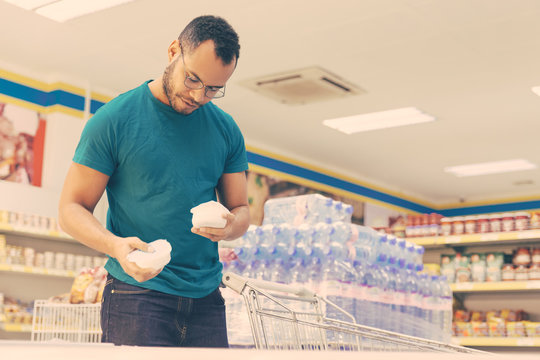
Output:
[396, 238, 407, 269]
[363, 264, 381, 328]
[413, 245, 425, 272]
[352, 260, 367, 325]
[386, 235, 399, 267]
[429, 275, 443, 341]
[417, 273, 432, 339]
[351, 225, 376, 263]
[439, 276, 453, 343]
[392, 268, 408, 335]
[376, 266, 393, 331]
[405, 269, 423, 337]
[374, 234, 390, 266]
[405, 241, 416, 271]
[334, 202, 354, 223]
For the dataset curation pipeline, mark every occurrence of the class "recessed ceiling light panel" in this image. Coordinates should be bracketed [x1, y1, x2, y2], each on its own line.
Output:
[444, 159, 537, 177]
[322, 107, 435, 134]
[3, 0, 136, 22]
[532, 86, 540, 97]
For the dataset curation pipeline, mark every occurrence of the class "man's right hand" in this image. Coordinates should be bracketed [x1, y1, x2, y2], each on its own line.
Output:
[112, 236, 162, 282]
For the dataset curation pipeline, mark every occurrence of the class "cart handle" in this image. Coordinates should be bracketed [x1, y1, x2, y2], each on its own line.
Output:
[222, 272, 316, 299]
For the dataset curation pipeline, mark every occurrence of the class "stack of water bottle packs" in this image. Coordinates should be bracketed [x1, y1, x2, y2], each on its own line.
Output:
[222, 194, 453, 345]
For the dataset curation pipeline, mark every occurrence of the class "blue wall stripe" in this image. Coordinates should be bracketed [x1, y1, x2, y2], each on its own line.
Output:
[0, 78, 102, 114]
[247, 151, 436, 214]
[49, 89, 85, 111]
[440, 200, 540, 217]
[90, 99, 106, 114]
[0, 78, 49, 106]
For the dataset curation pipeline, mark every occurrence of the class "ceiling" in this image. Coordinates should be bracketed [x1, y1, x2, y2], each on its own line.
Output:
[1, 0, 540, 208]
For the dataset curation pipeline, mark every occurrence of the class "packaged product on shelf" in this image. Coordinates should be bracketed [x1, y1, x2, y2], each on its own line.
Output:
[489, 214, 502, 233]
[532, 248, 540, 264]
[530, 212, 540, 229]
[513, 248, 531, 266]
[476, 215, 490, 233]
[440, 217, 452, 236]
[69, 266, 108, 304]
[470, 253, 487, 282]
[514, 212, 530, 231]
[429, 213, 441, 236]
[524, 321, 540, 337]
[514, 265, 529, 281]
[501, 213, 515, 232]
[440, 254, 455, 283]
[471, 321, 489, 337]
[487, 319, 506, 337]
[529, 263, 540, 280]
[464, 216, 477, 234]
[501, 264, 515, 281]
[454, 253, 471, 282]
[506, 322, 526, 337]
[452, 217, 465, 235]
[485, 252, 503, 282]
[453, 322, 472, 337]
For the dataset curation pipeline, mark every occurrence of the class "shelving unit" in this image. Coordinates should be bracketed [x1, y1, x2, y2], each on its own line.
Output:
[410, 230, 540, 351]
[453, 337, 540, 347]
[0, 224, 103, 341]
[412, 229, 540, 247]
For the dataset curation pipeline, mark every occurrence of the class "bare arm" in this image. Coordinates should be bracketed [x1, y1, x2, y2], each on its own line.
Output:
[192, 171, 250, 242]
[58, 162, 159, 282]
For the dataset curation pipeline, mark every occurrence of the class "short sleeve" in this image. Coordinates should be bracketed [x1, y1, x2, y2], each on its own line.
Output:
[224, 121, 248, 174]
[72, 108, 116, 176]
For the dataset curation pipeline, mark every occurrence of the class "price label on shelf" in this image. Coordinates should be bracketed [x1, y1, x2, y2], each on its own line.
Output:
[516, 338, 535, 346]
[480, 233, 498, 241]
[445, 236, 462, 244]
[526, 281, 540, 290]
[454, 282, 474, 291]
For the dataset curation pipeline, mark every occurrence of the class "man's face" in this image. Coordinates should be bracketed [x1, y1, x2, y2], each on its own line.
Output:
[163, 40, 236, 115]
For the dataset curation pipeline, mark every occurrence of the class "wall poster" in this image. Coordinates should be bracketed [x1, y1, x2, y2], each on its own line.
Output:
[0, 102, 46, 186]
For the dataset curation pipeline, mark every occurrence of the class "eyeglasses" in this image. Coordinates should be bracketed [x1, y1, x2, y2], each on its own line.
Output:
[179, 43, 226, 99]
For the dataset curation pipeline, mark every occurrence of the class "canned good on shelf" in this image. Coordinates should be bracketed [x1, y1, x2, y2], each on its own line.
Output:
[453, 217, 465, 235]
[489, 214, 502, 233]
[464, 216, 477, 234]
[501, 213, 515, 232]
[514, 212, 530, 231]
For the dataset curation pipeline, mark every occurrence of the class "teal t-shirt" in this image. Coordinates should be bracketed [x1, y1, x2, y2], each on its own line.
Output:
[73, 81, 248, 298]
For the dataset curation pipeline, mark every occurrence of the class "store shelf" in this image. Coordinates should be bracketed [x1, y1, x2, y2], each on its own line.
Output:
[0, 322, 32, 333]
[410, 229, 540, 247]
[0, 224, 75, 243]
[452, 337, 540, 347]
[0, 263, 76, 278]
[451, 280, 540, 293]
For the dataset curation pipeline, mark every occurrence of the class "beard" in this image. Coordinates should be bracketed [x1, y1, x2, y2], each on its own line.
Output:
[162, 57, 199, 115]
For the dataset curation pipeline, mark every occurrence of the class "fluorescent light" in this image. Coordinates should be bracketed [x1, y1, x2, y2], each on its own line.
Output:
[3, 0, 55, 10]
[322, 107, 435, 134]
[3, 0, 136, 22]
[444, 159, 537, 177]
[532, 86, 540, 97]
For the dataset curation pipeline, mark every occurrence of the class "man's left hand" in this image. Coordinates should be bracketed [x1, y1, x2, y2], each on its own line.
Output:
[191, 213, 236, 242]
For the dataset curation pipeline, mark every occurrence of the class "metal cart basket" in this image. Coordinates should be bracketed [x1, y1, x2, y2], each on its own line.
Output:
[222, 272, 485, 354]
[31, 300, 101, 343]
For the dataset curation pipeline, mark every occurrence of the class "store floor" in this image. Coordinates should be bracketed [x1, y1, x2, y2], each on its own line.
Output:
[0, 341, 538, 360]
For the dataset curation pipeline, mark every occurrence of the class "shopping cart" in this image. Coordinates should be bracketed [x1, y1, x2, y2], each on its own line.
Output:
[31, 300, 101, 343]
[222, 272, 485, 354]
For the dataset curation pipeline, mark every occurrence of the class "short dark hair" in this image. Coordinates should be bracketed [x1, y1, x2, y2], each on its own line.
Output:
[179, 15, 240, 65]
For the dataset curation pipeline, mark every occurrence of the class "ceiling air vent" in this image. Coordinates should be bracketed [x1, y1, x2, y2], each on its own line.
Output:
[240, 66, 364, 105]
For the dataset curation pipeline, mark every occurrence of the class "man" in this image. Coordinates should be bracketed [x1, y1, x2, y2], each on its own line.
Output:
[58, 15, 249, 347]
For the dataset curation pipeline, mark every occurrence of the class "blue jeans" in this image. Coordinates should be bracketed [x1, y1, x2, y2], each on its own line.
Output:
[100, 274, 229, 347]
